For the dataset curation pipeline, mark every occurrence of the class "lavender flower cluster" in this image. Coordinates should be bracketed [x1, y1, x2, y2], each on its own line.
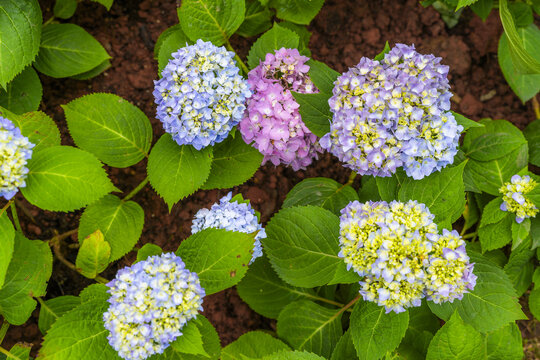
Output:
[238, 48, 322, 170]
[153, 40, 251, 150]
[499, 174, 539, 223]
[339, 200, 476, 313]
[0, 117, 34, 200]
[192, 192, 265, 263]
[321, 44, 462, 179]
[103, 253, 205, 360]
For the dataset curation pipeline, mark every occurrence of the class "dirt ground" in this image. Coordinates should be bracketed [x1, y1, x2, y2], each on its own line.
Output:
[2, 0, 539, 357]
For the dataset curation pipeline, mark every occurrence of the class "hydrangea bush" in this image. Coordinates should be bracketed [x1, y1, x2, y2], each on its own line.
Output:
[0, 1, 538, 360]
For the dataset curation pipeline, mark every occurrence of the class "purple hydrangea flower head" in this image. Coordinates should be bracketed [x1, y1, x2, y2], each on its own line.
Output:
[320, 44, 462, 179]
[0, 117, 34, 200]
[192, 192, 265, 263]
[238, 48, 322, 170]
[103, 253, 205, 360]
[499, 174, 538, 223]
[153, 39, 251, 150]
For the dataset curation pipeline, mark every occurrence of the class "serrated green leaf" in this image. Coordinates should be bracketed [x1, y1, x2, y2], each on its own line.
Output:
[470, 0, 493, 20]
[428, 251, 526, 333]
[222, 331, 290, 359]
[292, 92, 331, 138]
[38, 295, 81, 335]
[178, 0, 245, 46]
[426, 312, 486, 359]
[0, 66, 42, 114]
[375, 169, 407, 201]
[176, 228, 254, 294]
[530, 287, 540, 320]
[330, 330, 357, 360]
[478, 198, 513, 251]
[169, 320, 208, 357]
[277, 300, 343, 358]
[157, 25, 191, 75]
[398, 302, 440, 358]
[0, 213, 15, 290]
[63, 93, 152, 168]
[148, 134, 213, 211]
[452, 111, 484, 131]
[277, 22, 311, 56]
[0, 0, 42, 88]
[90, 0, 113, 10]
[262, 351, 325, 360]
[511, 217, 530, 249]
[456, 0, 479, 10]
[486, 323, 523, 360]
[70, 59, 111, 80]
[201, 132, 262, 190]
[531, 217, 540, 250]
[75, 230, 111, 279]
[0, 232, 52, 325]
[524, 119, 540, 167]
[136, 243, 163, 263]
[503, 239, 534, 296]
[237, 0, 272, 38]
[466, 132, 526, 162]
[0, 344, 31, 360]
[54, 0, 77, 19]
[155, 24, 183, 58]
[247, 23, 300, 69]
[269, 0, 324, 25]
[283, 177, 359, 216]
[34, 24, 110, 78]
[373, 41, 391, 62]
[350, 301, 409, 360]
[509, 2, 533, 27]
[0, 109, 61, 152]
[22, 146, 116, 212]
[80, 283, 109, 303]
[306, 60, 339, 95]
[357, 176, 381, 203]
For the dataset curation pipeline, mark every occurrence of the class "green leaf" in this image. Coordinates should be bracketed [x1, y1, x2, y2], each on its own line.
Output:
[428, 251, 526, 333]
[54, 0, 77, 19]
[478, 198, 513, 251]
[75, 230, 111, 279]
[509, 2, 533, 28]
[470, 0, 493, 21]
[262, 351, 326, 360]
[169, 320, 208, 357]
[155, 24, 184, 59]
[201, 132, 262, 190]
[63, 93, 152, 168]
[38, 296, 121, 360]
[357, 176, 381, 203]
[292, 92, 331, 138]
[262, 206, 347, 287]
[524, 119, 540, 167]
[530, 287, 540, 320]
[38, 295, 81, 335]
[79, 283, 109, 303]
[283, 178, 359, 216]
[277, 300, 343, 358]
[0, 213, 15, 290]
[277, 22, 312, 56]
[157, 24, 191, 75]
[330, 330, 357, 360]
[247, 23, 300, 69]
[375, 169, 407, 201]
[0, 66, 42, 114]
[0, 344, 31, 360]
[78, 194, 144, 262]
[452, 111, 484, 131]
[178, 0, 245, 46]
[465, 132, 526, 162]
[349, 301, 409, 360]
[22, 146, 116, 212]
[510, 217, 530, 249]
[0, 0, 42, 88]
[503, 239, 534, 296]
[306, 60, 340, 94]
[426, 312, 486, 359]
[148, 134, 213, 211]
[136, 243, 163, 263]
[70, 59, 111, 80]
[486, 323, 523, 360]
[34, 24, 110, 78]
[222, 331, 290, 359]
[373, 41, 391, 62]
[456, 0, 479, 10]
[0, 233, 52, 325]
[1, 109, 61, 152]
[237, 0, 272, 38]
[176, 228, 254, 295]
[269, 0, 324, 25]
[90, 0, 113, 10]
[398, 302, 440, 358]
[531, 217, 540, 250]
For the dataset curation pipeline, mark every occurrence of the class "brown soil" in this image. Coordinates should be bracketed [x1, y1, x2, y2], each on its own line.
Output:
[2, 0, 539, 357]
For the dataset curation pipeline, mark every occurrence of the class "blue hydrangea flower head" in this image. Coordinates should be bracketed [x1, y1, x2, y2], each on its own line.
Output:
[192, 192, 265, 263]
[320, 44, 462, 179]
[103, 253, 205, 360]
[153, 39, 251, 150]
[0, 116, 34, 200]
[499, 174, 538, 223]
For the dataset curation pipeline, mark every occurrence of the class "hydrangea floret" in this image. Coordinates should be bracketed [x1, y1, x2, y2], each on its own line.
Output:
[238, 48, 322, 170]
[192, 192, 265, 263]
[339, 200, 476, 313]
[103, 253, 205, 360]
[320, 44, 462, 179]
[0, 117, 34, 200]
[153, 39, 251, 150]
[499, 174, 539, 223]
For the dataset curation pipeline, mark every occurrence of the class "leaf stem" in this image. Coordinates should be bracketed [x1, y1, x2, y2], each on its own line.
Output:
[0, 200, 13, 217]
[122, 177, 149, 202]
[462, 232, 477, 240]
[225, 39, 249, 75]
[0, 320, 9, 345]
[0, 346, 11, 357]
[47, 229, 78, 244]
[345, 171, 358, 186]
[337, 294, 361, 316]
[43, 16, 55, 26]
[10, 203, 21, 233]
[532, 95, 540, 120]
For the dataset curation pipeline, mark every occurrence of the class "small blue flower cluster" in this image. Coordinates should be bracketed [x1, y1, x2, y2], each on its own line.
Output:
[499, 174, 538, 223]
[320, 44, 462, 179]
[0, 117, 34, 200]
[153, 40, 251, 150]
[192, 192, 265, 263]
[103, 253, 205, 360]
[339, 200, 476, 313]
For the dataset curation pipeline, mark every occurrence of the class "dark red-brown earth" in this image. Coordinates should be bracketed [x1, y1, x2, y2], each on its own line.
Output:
[1, 0, 539, 358]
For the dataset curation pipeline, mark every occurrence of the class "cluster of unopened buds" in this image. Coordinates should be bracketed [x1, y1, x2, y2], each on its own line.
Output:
[499, 174, 539, 223]
[339, 200, 476, 313]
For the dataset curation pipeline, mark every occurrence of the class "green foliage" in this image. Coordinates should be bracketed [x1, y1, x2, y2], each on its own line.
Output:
[167, 320, 208, 358]
[156, 24, 191, 74]
[262, 351, 326, 360]
[524, 119, 540, 167]
[0, 213, 15, 290]
[201, 132, 263, 190]
[90, 0, 114, 10]
[136, 243, 163, 263]
[2, 109, 61, 152]
[0, 0, 42, 88]
[70, 59, 111, 80]
[349, 301, 409, 360]
[292, 92, 332, 137]
[75, 230, 111, 279]
[34, 24, 110, 78]
[237, 0, 273, 38]
[176, 228, 254, 295]
[222, 331, 290, 359]
[503, 239, 534, 296]
[0, 233, 52, 325]
[247, 23, 300, 69]
[330, 330, 357, 360]
[452, 111, 484, 131]
[178, 0, 245, 46]
[530, 287, 540, 320]
[22, 146, 116, 211]
[478, 198, 513, 251]
[508, 2, 533, 28]
[278, 22, 312, 56]
[470, 0, 493, 21]
[269, 0, 324, 25]
[147, 134, 213, 211]
[0, 66, 42, 114]
[282, 177, 359, 216]
[397, 302, 440, 358]
[306, 60, 339, 94]
[54, 0, 78, 19]
[485, 323, 523, 360]
[0, 344, 31, 360]
[63, 93, 153, 168]
[38, 295, 81, 335]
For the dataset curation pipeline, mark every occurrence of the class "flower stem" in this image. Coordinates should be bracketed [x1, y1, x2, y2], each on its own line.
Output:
[335, 294, 361, 317]
[462, 232, 477, 240]
[0, 320, 9, 345]
[122, 177, 149, 202]
[225, 39, 249, 75]
[345, 171, 358, 186]
[43, 16, 55, 26]
[0, 200, 13, 217]
[10, 202, 21, 232]
[532, 95, 540, 120]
